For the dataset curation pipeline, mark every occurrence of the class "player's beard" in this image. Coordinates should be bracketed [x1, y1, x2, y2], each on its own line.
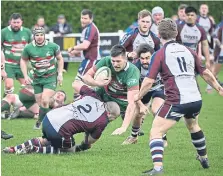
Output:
[142, 64, 149, 69]
[11, 26, 21, 32]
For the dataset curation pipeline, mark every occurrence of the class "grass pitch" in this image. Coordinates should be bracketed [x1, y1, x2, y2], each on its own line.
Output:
[1, 63, 223, 176]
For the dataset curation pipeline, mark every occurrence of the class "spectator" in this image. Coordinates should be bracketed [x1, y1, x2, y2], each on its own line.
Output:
[50, 14, 73, 72]
[50, 14, 72, 36]
[32, 16, 49, 34]
[176, 4, 188, 25]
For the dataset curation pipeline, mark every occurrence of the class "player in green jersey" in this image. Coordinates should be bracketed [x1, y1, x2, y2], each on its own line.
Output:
[20, 27, 64, 129]
[80, 44, 146, 135]
[1, 13, 32, 94]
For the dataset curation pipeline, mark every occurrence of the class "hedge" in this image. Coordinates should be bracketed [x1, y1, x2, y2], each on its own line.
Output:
[1, 1, 223, 32]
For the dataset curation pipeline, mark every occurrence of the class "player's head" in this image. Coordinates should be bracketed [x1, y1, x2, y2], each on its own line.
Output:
[57, 14, 66, 24]
[37, 16, 45, 27]
[158, 18, 178, 40]
[137, 44, 154, 69]
[104, 101, 120, 122]
[33, 27, 46, 46]
[138, 9, 152, 34]
[178, 4, 188, 21]
[53, 90, 67, 105]
[152, 6, 164, 24]
[81, 9, 93, 28]
[199, 4, 209, 17]
[10, 13, 23, 32]
[110, 44, 127, 72]
[185, 6, 197, 25]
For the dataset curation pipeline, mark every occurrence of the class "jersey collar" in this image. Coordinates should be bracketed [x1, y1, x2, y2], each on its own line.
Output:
[8, 26, 23, 31]
[124, 62, 130, 71]
[32, 40, 48, 47]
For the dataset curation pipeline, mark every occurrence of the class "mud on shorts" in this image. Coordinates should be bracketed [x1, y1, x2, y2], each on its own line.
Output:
[42, 115, 75, 149]
[5, 65, 24, 79]
[33, 75, 57, 94]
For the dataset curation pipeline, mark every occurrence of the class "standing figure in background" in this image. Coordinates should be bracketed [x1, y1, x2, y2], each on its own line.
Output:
[1, 13, 32, 95]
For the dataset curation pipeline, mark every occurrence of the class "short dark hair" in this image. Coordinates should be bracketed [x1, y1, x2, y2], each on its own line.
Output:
[137, 44, 154, 58]
[185, 6, 197, 14]
[178, 4, 188, 11]
[56, 90, 67, 102]
[110, 44, 126, 57]
[10, 13, 22, 20]
[81, 9, 93, 19]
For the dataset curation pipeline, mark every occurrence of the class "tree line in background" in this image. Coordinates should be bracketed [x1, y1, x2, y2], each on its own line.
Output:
[1, 1, 223, 32]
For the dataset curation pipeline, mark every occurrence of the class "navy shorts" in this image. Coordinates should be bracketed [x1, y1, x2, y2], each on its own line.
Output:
[78, 58, 97, 75]
[141, 88, 165, 104]
[156, 100, 202, 121]
[42, 116, 75, 149]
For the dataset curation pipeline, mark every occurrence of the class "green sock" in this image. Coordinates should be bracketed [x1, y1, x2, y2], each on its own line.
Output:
[1, 100, 10, 112]
[39, 106, 50, 122]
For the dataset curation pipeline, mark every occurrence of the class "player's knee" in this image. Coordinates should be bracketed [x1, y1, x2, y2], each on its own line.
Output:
[186, 121, 200, 132]
[41, 97, 50, 106]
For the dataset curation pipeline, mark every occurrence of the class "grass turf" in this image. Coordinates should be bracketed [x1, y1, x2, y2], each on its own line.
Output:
[1, 63, 223, 176]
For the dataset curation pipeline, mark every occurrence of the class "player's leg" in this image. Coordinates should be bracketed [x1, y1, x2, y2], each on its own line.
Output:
[74, 59, 96, 99]
[151, 90, 167, 146]
[142, 103, 182, 175]
[3, 137, 43, 153]
[184, 100, 209, 169]
[16, 67, 26, 87]
[4, 66, 15, 95]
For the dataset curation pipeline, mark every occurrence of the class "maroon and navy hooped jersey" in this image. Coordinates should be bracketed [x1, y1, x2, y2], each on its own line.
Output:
[119, 27, 160, 52]
[147, 41, 206, 105]
[80, 22, 100, 61]
[176, 23, 207, 52]
[46, 86, 108, 140]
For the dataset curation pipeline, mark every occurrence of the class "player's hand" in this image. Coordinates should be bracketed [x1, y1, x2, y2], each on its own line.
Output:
[139, 104, 150, 115]
[1, 70, 7, 81]
[24, 76, 33, 85]
[127, 52, 137, 59]
[111, 126, 127, 135]
[218, 87, 223, 96]
[57, 73, 63, 86]
[68, 47, 73, 53]
[95, 78, 111, 87]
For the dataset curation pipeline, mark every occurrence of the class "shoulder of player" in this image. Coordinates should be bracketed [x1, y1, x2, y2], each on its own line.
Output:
[195, 23, 205, 32]
[22, 27, 32, 32]
[127, 62, 140, 74]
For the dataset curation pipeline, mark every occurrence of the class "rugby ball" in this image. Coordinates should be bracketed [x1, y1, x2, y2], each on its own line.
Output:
[94, 66, 112, 81]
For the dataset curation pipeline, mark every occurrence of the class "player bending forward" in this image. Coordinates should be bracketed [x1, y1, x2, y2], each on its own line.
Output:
[3, 80, 120, 155]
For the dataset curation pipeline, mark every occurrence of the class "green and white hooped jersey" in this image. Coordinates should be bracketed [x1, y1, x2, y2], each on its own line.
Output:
[1, 26, 32, 68]
[22, 40, 60, 77]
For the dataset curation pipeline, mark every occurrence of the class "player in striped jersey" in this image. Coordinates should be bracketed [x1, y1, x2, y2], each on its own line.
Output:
[3, 81, 120, 155]
[20, 27, 64, 129]
[1, 13, 32, 95]
[136, 18, 223, 175]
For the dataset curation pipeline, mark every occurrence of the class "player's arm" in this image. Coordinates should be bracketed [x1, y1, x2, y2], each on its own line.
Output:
[82, 58, 111, 87]
[21, 47, 32, 84]
[200, 69, 222, 93]
[136, 77, 155, 101]
[73, 40, 91, 51]
[193, 49, 222, 94]
[56, 53, 64, 75]
[72, 80, 86, 94]
[75, 133, 98, 152]
[1, 51, 7, 80]
[201, 39, 210, 69]
[119, 89, 139, 130]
